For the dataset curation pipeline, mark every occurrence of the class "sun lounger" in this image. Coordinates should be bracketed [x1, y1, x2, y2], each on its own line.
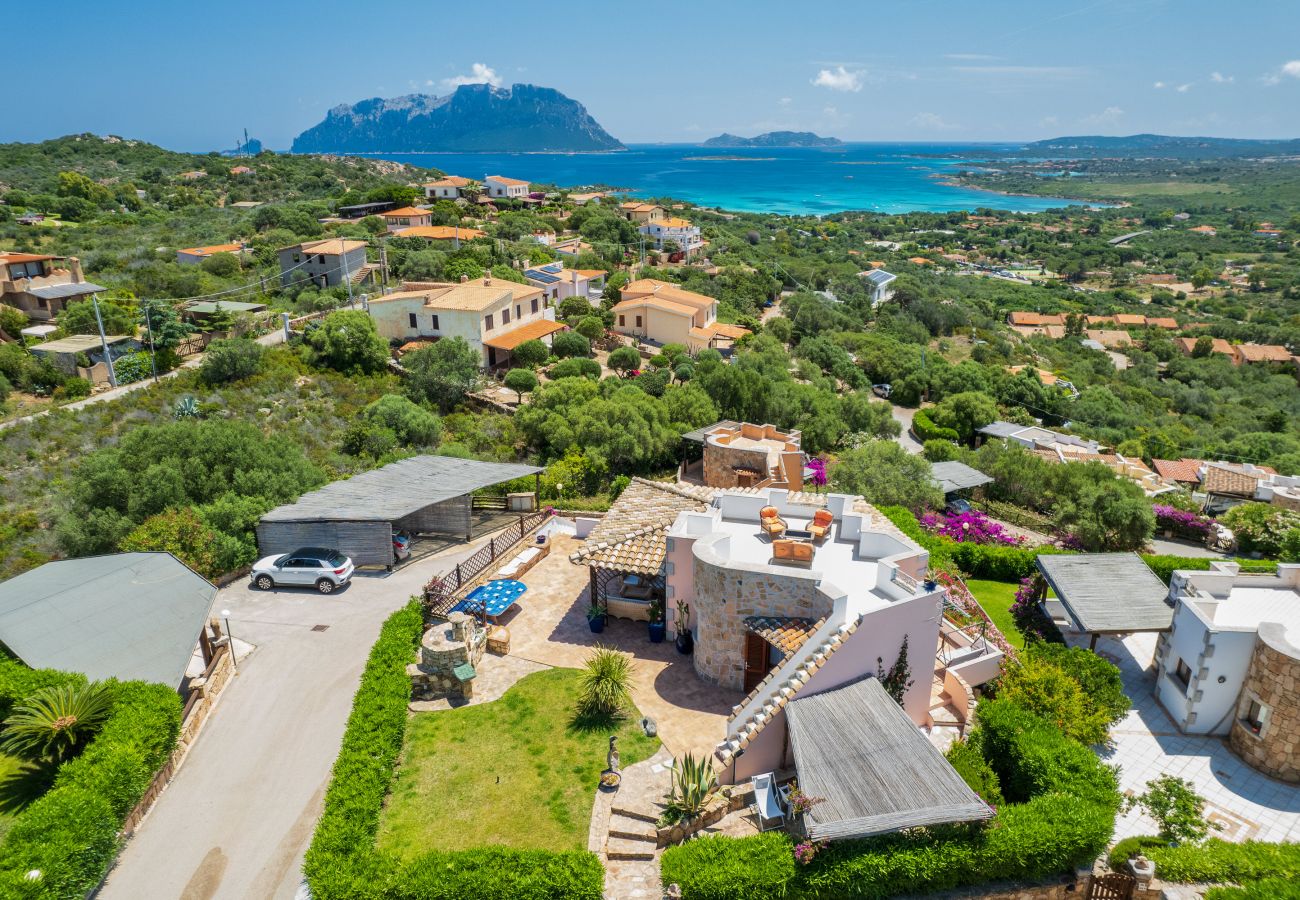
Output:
[453, 579, 527, 622]
[752, 772, 786, 831]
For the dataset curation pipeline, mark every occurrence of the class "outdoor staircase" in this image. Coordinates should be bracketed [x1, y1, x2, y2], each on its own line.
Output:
[928, 689, 965, 751]
[604, 806, 659, 861]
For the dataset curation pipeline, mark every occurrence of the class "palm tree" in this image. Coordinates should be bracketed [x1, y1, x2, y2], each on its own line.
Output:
[0, 682, 115, 765]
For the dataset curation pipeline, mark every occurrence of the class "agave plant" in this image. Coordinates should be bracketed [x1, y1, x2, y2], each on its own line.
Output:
[576, 645, 634, 720]
[0, 681, 116, 765]
[173, 396, 200, 419]
[661, 752, 717, 824]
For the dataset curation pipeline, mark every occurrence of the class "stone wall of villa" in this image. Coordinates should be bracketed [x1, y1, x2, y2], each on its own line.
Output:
[1229, 622, 1300, 782]
[692, 554, 832, 688]
[702, 443, 772, 489]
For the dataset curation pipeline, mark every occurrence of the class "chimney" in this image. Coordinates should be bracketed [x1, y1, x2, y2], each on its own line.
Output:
[68, 257, 84, 283]
[484, 276, 492, 286]
[459, 274, 469, 283]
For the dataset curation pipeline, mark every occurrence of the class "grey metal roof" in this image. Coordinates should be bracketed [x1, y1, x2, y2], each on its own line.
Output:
[978, 420, 1024, 439]
[27, 281, 107, 300]
[681, 420, 740, 444]
[862, 269, 897, 286]
[260, 455, 542, 523]
[1036, 552, 1173, 634]
[0, 553, 216, 688]
[185, 301, 267, 314]
[786, 677, 993, 841]
[930, 461, 993, 495]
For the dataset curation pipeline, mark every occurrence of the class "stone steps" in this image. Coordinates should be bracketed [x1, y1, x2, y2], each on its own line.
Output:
[607, 811, 658, 844]
[611, 805, 660, 825]
[605, 836, 657, 861]
[929, 702, 964, 727]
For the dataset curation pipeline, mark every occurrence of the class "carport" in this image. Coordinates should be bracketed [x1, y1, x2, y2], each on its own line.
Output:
[256, 456, 542, 568]
[1035, 552, 1173, 649]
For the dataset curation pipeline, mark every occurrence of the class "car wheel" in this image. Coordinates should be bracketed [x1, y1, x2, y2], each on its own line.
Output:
[316, 578, 336, 595]
[255, 575, 274, 591]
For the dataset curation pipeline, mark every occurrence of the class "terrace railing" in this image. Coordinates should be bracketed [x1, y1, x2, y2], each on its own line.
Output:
[423, 509, 552, 617]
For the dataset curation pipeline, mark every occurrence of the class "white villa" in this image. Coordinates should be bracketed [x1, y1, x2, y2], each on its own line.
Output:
[641, 216, 704, 257]
[484, 175, 530, 199]
[859, 268, 898, 306]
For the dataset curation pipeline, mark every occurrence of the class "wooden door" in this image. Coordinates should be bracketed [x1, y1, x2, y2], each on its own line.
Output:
[743, 632, 770, 693]
[1088, 873, 1135, 900]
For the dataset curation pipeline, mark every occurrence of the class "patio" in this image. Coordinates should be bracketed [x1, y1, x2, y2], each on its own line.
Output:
[1077, 630, 1300, 842]
[492, 531, 742, 759]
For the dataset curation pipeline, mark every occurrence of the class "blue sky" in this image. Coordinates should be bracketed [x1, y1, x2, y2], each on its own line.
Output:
[10, 0, 1300, 150]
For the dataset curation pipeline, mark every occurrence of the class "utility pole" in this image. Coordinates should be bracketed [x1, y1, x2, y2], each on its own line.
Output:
[340, 244, 354, 308]
[142, 300, 159, 384]
[90, 293, 118, 388]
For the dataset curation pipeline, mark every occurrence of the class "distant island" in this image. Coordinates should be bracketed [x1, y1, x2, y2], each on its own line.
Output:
[702, 131, 843, 148]
[291, 83, 624, 154]
[1015, 134, 1300, 160]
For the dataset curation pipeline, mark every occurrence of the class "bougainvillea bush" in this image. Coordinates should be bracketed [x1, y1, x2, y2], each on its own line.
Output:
[921, 509, 1025, 547]
[1153, 505, 1214, 542]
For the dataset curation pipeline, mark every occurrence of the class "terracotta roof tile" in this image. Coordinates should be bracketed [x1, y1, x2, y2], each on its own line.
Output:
[568, 478, 714, 575]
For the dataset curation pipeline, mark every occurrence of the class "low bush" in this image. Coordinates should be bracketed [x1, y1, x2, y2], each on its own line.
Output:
[945, 739, 1004, 807]
[1141, 554, 1277, 584]
[1026, 643, 1129, 726]
[912, 409, 959, 443]
[1107, 835, 1167, 872]
[304, 600, 606, 900]
[0, 667, 181, 897]
[660, 832, 794, 900]
[877, 506, 1048, 581]
[1207, 877, 1300, 899]
[1147, 839, 1300, 885]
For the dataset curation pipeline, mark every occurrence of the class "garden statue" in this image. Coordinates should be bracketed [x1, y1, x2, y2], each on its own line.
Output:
[607, 734, 620, 773]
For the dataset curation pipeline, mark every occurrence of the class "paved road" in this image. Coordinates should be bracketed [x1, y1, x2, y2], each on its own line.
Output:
[0, 328, 287, 433]
[1148, 537, 1227, 559]
[98, 537, 487, 900]
[889, 403, 924, 454]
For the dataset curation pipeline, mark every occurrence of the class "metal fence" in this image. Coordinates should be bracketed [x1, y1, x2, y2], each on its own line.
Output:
[424, 509, 551, 616]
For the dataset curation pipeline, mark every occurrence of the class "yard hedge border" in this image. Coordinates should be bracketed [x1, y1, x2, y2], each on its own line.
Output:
[0, 659, 182, 898]
[303, 598, 605, 900]
[911, 410, 960, 444]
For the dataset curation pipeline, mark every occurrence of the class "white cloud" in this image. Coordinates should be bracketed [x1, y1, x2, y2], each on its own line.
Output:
[1153, 81, 1166, 89]
[439, 63, 502, 92]
[1082, 106, 1124, 127]
[1210, 71, 1233, 83]
[1176, 83, 1192, 93]
[1285, 60, 1300, 78]
[778, 97, 792, 107]
[812, 66, 865, 92]
[909, 112, 959, 131]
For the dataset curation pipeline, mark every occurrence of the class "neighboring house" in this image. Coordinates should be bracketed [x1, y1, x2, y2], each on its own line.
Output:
[1190, 224, 1218, 236]
[483, 175, 530, 199]
[1155, 562, 1300, 781]
[1063, 452, 1173, 497]
[1084, 328, 1133, 349]
[613, 278, 748, 353]
[337, 201, 398, 219]
[367, 276, 561, 368]
[1200, 462, 1277, 514]
[1007, 311, 1066, 327]
[1233, 343, 1293, 366]
[1175, 336, 1236, 359]
[29, 333, 136, 380]
[394, 225, 486, 247]
[977, 420, 1101, 456]
[640, 216, 703, 257]
[523, 262, 606, 303]
[681, 421, 805, 490]
[379, 207, 432, 232]
[1006, 365, 1059, 386]
[1257, 474, 1300, 513]
[176, 243, 244, 265]
[178, 170, 206, 181]
[568, 191, 605, 205]
[423, 176, 473, 200]
[0, 252, 103, 321]
[858, 268, 897, 306]
[277, 239, 373, 289]
[1152, 457, 1206, 488]
[230, 165, 253, 176]
[1254, 223, 1283, 238]
[0, 552, 217, 689]
[620, 202, 665, 224]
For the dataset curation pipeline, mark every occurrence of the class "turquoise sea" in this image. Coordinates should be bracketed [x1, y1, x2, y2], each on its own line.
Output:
[370, 143, 1078, 216]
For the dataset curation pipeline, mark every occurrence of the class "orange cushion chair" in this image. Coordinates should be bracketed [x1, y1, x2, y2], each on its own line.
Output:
[759, 505, 786, 538]
[807, 509, 834, 541]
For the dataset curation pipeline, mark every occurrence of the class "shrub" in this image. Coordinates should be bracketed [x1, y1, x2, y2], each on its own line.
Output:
[607, 346, 641, 374]
[119, 508, 221, 580]
[1141, 554, 1277, 584]
[1, 681, 115, 764]
[661, 832, 795, 900]
[920, 509, 1024, 546]
[1107, 835, 1167, 872]
[1010, 577, 1066, 644]
[575, 646, 633, 721]
[59, 376, 92, 400]
[911, 409, 959, 443]
[550, 332, 591, 359]
[549, 357, 601, 380]
[946, 738, 1004, 807]
[200, 337, 266, 384]
[1127, 776, 1215, 844]
[996, 655, 1111, 745]
[504, 367, 539, 402]
[1148, 839, 1300, 884]
[1027, 643, 1129, 727]
[511, 339, 550, 370]
[1153, 504, 1213, 541]
[876, 506, 1047, 581]
[1207, 878, 1300, 899]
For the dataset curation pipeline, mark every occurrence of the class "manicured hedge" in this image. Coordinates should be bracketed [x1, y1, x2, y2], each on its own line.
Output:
[1107, 835, 1166, 872]
[1207, 877, 1300, 899]
[662, 701, 1120, 900]
[0, 664, 182, 898]
[1140, 554, 1278, 585]
[1147, 839, 1300, 885]
[911, 410, 959, 444]
[304, 599, 605, 900]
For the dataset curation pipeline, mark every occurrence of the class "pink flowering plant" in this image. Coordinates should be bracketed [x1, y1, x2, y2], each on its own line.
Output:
[1008, 576, 1065, 644]
[1153, 505, 1213, 541]
[785, 785, 825, 817]
[920, 509, 1025, 547]
[793, 839, 826, 865]
[806, 457, 828, 489]
[937, 571, 1018, 659]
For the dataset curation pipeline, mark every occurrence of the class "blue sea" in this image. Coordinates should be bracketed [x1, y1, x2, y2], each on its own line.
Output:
[369, 143, 1079, 216]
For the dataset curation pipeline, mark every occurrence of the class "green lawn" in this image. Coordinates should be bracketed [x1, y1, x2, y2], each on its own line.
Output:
[0, 752, 52, 843]
[376, 667, 659, 857]
[964, 579, 1028, 649]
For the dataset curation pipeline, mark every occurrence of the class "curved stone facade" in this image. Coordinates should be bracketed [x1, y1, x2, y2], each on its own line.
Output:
[691, 535, 835, 688]
[1229, 622, 1300, 782]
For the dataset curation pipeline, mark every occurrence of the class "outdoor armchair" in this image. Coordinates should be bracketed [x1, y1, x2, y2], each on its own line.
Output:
[759, 505, 787, 539]
[807, 509, 834, 542]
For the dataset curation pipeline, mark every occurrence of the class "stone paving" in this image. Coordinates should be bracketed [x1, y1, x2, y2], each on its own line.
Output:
[407, 649, 548, 713]
[501, 533, 743, 759]
[1079, 630, 1300, 842]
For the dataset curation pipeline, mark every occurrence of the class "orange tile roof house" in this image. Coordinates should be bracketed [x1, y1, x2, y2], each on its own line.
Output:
[1152, 458, 1205, 486]
[621, 202, 665, 224]
[394, 225, 486, 244]
[378, 207, 432, 232]
[614, 279, 746, 353]
[1145, 317, 1179, 329]
[1114, 313, 1147, 326]
[1189, 224, 1218, 236]
[176, 243, 245, 265]
[1084, 329, 1133, 349]
[1234, 343, 1293, 365]
[1008, 311, 1066, 327]
[1174, 336, 1236, 359]
[422, 175, 473, 200]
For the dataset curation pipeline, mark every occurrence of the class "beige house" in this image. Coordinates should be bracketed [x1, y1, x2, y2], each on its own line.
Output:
[613, 279, 748, 353]
[0, 252, 102, 321]
[379, 207, 432, 232]
[483, 175, 530, 199]
[368, 277, 563, 368]
[620, 202, 665, 224]
[422, 176, 473, 200]
[277, 239, 374, 289]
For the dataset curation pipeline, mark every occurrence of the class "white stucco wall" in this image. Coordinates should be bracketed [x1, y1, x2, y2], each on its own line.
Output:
[1157, 599, 1259, 735]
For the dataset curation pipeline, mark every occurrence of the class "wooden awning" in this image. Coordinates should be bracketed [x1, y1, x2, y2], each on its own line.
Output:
[482, 319, 567, 351]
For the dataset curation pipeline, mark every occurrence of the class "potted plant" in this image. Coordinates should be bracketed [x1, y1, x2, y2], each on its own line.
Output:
[674, 599, 693, 655]
[923, 568, 939, 591]
[586, 603, 606, 634]
[647, 598, 666, 643]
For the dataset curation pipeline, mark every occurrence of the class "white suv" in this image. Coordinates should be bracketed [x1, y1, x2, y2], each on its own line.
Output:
[251, 548, 355, 594]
